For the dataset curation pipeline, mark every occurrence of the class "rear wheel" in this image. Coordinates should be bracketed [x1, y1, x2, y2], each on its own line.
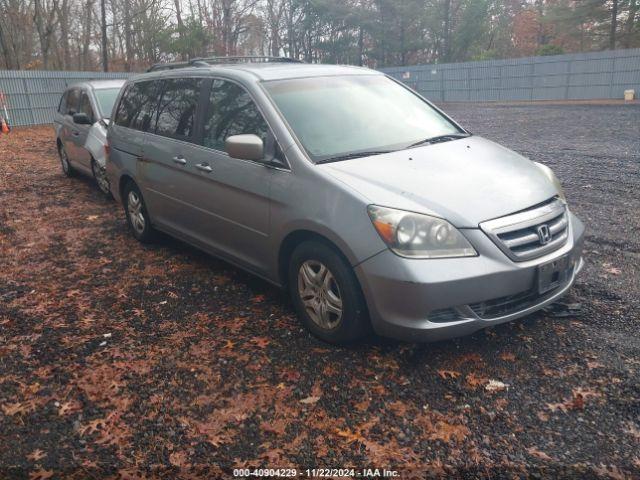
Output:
[288, 241, 370, 344]
[91, 158, 111, 197]
[123, 181, 156, 243]
[59, 145, 74, 177]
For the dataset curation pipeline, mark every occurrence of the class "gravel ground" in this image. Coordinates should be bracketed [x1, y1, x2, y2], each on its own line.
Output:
[0, 103, 639, 479]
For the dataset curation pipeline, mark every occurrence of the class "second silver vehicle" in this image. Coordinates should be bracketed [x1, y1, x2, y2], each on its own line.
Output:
[55, 80, 126, 195]
[106, 57, 585, 344]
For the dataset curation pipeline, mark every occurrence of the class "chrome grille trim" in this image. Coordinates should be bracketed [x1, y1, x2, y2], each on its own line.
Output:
[480, 198, 569, 261]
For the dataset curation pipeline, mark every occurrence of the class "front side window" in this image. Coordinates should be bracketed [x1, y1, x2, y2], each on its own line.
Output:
[66, 89, 80, 115]
[114, 81, 161, 131]
[58, 91, 68, 114]
[94, 88, 122, 119]
[203, 80, 269, 151]
[264, 75, 461, 162]
[79, 92, 94, 123]
[155, 78, 202, 139]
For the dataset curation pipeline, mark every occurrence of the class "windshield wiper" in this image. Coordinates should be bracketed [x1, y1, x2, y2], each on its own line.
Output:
[407, 133, 471, 149]
[316, 150, 395, 165]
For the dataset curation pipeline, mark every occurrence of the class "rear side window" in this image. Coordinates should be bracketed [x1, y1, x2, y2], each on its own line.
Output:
[66, 89, 81, 115]
[114, 81, 161, 131]
[203, 80, 269, 151]
[58, 91, 68, 114]
[155, 78, 202, 140]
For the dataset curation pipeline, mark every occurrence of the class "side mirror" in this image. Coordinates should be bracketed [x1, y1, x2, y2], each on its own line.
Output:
[225, 134, 264, 162]
[73, 112, 92, 125]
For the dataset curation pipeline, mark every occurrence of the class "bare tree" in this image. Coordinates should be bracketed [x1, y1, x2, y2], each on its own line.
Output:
[33, 0, 59, 69]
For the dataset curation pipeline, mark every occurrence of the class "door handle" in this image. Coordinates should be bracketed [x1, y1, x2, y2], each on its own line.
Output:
[195, 163, 213, 173]
[172, 156, 187, 165]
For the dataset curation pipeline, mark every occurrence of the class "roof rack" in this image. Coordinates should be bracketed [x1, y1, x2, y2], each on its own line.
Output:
[147, 56, 303, 72]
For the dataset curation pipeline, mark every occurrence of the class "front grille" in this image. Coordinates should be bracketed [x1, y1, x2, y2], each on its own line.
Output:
[469, 263, 574, 319]
[480, 198, 569, 261]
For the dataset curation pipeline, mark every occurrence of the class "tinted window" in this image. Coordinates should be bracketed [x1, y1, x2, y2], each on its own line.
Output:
[79, 92, 94, 122]
[114, 81, 161, 131]
[58, 91, 68, 114]
[66, 89, 80, 115]
[203, 80, 269, 151]
[155, 78, 202, 139]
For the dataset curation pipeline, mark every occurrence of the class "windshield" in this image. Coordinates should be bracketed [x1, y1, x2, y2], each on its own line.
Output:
[264, 75, 462, 162]
[94, 88, 122, 119]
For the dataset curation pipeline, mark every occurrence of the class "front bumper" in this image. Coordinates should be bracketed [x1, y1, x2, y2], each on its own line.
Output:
[355, 211, 585, 342]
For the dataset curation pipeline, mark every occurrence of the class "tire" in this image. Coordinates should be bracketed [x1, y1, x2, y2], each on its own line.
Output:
[288, 240, 370, 344]
[58, 144, 75, 177]
[122, 181, 156, 243]
[91, 158, 112, 197]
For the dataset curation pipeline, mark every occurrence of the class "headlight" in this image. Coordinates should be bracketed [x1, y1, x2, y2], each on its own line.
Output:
[534, 162, 566, 201]
[367, 205, 477, 258]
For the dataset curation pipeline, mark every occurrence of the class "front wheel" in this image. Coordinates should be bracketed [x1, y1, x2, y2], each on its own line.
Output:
[288, 241, 370, 344]
[123, 181, 156, 243]
[92, 159, 112, 197]
[59, 145, 75, 177]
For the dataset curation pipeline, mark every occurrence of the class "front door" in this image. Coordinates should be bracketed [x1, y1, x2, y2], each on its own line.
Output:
[183, 79, 275, 273]
[61, 88, 81, 164]
[70, 90, 95, 170]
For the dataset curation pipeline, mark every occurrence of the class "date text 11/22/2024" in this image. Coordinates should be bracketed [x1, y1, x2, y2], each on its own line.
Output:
[232, 468, 400, 478]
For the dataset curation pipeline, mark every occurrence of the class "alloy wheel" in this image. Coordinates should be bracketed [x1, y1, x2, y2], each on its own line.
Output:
[297, 260, 343, 329]
[127, 190, 146, 235]
[60, 148, 70, 174]
[93, 161, 110, 195]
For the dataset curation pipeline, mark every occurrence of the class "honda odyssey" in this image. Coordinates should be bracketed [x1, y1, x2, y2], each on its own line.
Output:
[106, 57, 585, 344]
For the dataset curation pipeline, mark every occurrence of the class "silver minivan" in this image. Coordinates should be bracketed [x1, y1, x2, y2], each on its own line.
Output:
[106, 57, 585, 344]
[55, 80, 126, 195]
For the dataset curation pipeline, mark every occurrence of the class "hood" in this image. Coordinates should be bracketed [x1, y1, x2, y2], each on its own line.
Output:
[320, 136, 557, 228]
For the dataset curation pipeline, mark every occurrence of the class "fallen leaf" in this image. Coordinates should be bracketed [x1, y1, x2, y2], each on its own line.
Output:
[592, 464, 626, 480]
[428, 421, 470, 444]
[547, 402, 568, 413]
[169, 450, 188, 467]
[299, 396, 320, 405]
[29, 469, 53, 480]
[466, 373, 488, 389]
[526, 447, 554, 461]
[261, 419, 287, 435]
[537, 411, 550, 422]
[58, 401, 80, 416]
[603, 266, 621, 275]
[499, 352, 516, 362]
[26, 450, 47, 461]
[437, 370, 461, 380]
[251, 337, 270, 348]
[335, 428, 365, 444]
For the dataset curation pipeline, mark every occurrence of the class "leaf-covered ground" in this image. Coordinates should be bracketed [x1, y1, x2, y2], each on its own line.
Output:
[1, 103, 639, 479]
